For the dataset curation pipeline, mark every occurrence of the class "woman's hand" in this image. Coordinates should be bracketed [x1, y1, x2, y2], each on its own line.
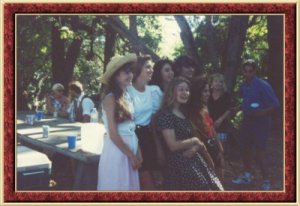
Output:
[214, 118, 223, 129]
[128, 153, 142, 170]
[182, 145, 198, 158]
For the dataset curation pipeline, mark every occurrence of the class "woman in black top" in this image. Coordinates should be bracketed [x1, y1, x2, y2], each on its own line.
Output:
[208, 73, 236, 158]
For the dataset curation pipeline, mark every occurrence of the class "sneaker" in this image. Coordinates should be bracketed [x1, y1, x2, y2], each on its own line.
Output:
[261, 180, 271, 190]
[232, 172, 253, 184]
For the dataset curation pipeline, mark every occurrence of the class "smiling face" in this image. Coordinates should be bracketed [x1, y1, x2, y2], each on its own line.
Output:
[161, 63, 174, 84]
[115, 64, 134, 89]
[174, 82, 190, 105]
[201, 84, 210, 104]
[211, 77, 224, 91]
[181, 66, 195, 79]
[138, 60, 154, 82]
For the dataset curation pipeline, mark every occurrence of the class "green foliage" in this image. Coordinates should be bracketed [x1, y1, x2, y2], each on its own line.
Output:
[242, 16, 268, 73]
[136, 16, 162, 53]
[192, 15, 230, 71]
[17, 15, 53, 109]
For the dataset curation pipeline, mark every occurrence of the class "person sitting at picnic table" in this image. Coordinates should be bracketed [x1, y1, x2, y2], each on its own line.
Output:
[68, 81, 95, 123]
[46, 83, 69, 117]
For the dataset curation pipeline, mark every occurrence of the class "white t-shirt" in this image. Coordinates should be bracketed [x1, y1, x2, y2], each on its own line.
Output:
[127, 85, 162, 126]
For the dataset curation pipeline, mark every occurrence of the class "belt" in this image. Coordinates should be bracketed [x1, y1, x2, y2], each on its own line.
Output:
[136, 124, 150, 129]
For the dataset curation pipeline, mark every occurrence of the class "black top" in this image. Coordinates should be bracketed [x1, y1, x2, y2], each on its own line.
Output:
[208, 92, 233, 132]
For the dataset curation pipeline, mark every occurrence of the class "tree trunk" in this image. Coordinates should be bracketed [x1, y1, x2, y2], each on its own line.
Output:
[267, 16, 283, 106]
[106, 16, 160, 62]
[222, 16, 249, 92]
[51, 24, 66, 86]
[205, 16, 220, 73]
[129, 15, 138, 38]
[267, 15, 283, 132]
[104, 24, 116, 69]
[51, 17, 82, 90]
[175, 15, 203, 74]
[104, 24, 117, 70]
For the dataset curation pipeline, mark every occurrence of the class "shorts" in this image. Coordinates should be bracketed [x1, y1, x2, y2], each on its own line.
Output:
[135, 125, 159, 171]
[239, 117, 272, 150]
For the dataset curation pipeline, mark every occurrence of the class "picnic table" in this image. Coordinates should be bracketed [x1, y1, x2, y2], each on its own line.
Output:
[16, 111, 102, 190]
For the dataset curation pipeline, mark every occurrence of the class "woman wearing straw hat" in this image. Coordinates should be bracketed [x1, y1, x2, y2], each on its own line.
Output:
[97, 53, 143, 190]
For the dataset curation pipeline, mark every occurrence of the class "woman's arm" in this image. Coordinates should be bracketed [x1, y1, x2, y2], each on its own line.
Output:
[103, 95, 140, 169]
[161, 129, 200, 152]
[214, 110, 231, 129]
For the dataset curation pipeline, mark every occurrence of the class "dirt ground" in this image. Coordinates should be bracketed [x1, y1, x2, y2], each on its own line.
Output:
[222, 129, 283, 191]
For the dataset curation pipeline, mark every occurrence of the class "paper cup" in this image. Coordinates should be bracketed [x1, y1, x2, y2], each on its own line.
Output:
[25, 115, 35, 125]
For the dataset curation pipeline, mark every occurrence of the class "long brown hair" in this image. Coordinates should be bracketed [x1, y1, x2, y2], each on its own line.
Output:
[132, 55, 152, 82]
[187, 75, 210, 139]
[160, 77, 191, 111]
[104, 62, 134, 123]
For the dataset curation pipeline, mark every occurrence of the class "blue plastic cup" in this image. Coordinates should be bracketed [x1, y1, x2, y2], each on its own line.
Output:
[35, 110, 44, 121]
[67, 135, 77, 149]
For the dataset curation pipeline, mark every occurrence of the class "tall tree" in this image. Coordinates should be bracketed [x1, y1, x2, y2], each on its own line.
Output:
[267, 15, 283, 129]
[51, 16, 83, 89]
[222, 16, 249, 92]
[104, 23, 117, 69]
[175, 15, 203, 73]
[106, 16, 160, 61]
[205, 16, 220, 73]
[267, 15, 283, 106]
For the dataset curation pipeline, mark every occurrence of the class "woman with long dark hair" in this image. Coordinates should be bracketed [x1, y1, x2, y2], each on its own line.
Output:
[149, 59, 174, 92]
[97, 53, 142, 190]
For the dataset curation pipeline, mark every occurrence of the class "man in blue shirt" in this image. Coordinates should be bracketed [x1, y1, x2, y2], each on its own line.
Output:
[232, 59, 280, 190]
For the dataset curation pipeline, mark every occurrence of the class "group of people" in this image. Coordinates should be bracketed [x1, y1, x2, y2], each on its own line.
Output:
[46, 53, 279, 191]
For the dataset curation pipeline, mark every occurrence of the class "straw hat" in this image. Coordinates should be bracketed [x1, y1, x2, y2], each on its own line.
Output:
[100, 53, 137, 84]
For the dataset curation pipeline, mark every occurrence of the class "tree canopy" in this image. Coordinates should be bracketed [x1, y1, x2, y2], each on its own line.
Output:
[17, 14, 283, 115]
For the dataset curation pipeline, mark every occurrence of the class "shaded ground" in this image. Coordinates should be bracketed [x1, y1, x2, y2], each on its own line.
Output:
[222, 129, 283, 191]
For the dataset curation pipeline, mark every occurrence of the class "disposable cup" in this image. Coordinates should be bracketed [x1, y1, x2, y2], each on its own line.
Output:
[67, 135, 77, 150]
[35, 110, 44, 121]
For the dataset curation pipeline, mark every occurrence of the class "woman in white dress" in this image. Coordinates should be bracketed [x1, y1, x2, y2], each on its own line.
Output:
[97, 53, 143, 191]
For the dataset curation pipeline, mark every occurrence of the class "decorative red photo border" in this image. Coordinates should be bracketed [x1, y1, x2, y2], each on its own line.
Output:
[3, 3, 296, 203]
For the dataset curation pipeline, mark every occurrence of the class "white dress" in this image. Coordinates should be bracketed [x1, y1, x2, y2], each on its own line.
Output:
[97, 92, 140, 191]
